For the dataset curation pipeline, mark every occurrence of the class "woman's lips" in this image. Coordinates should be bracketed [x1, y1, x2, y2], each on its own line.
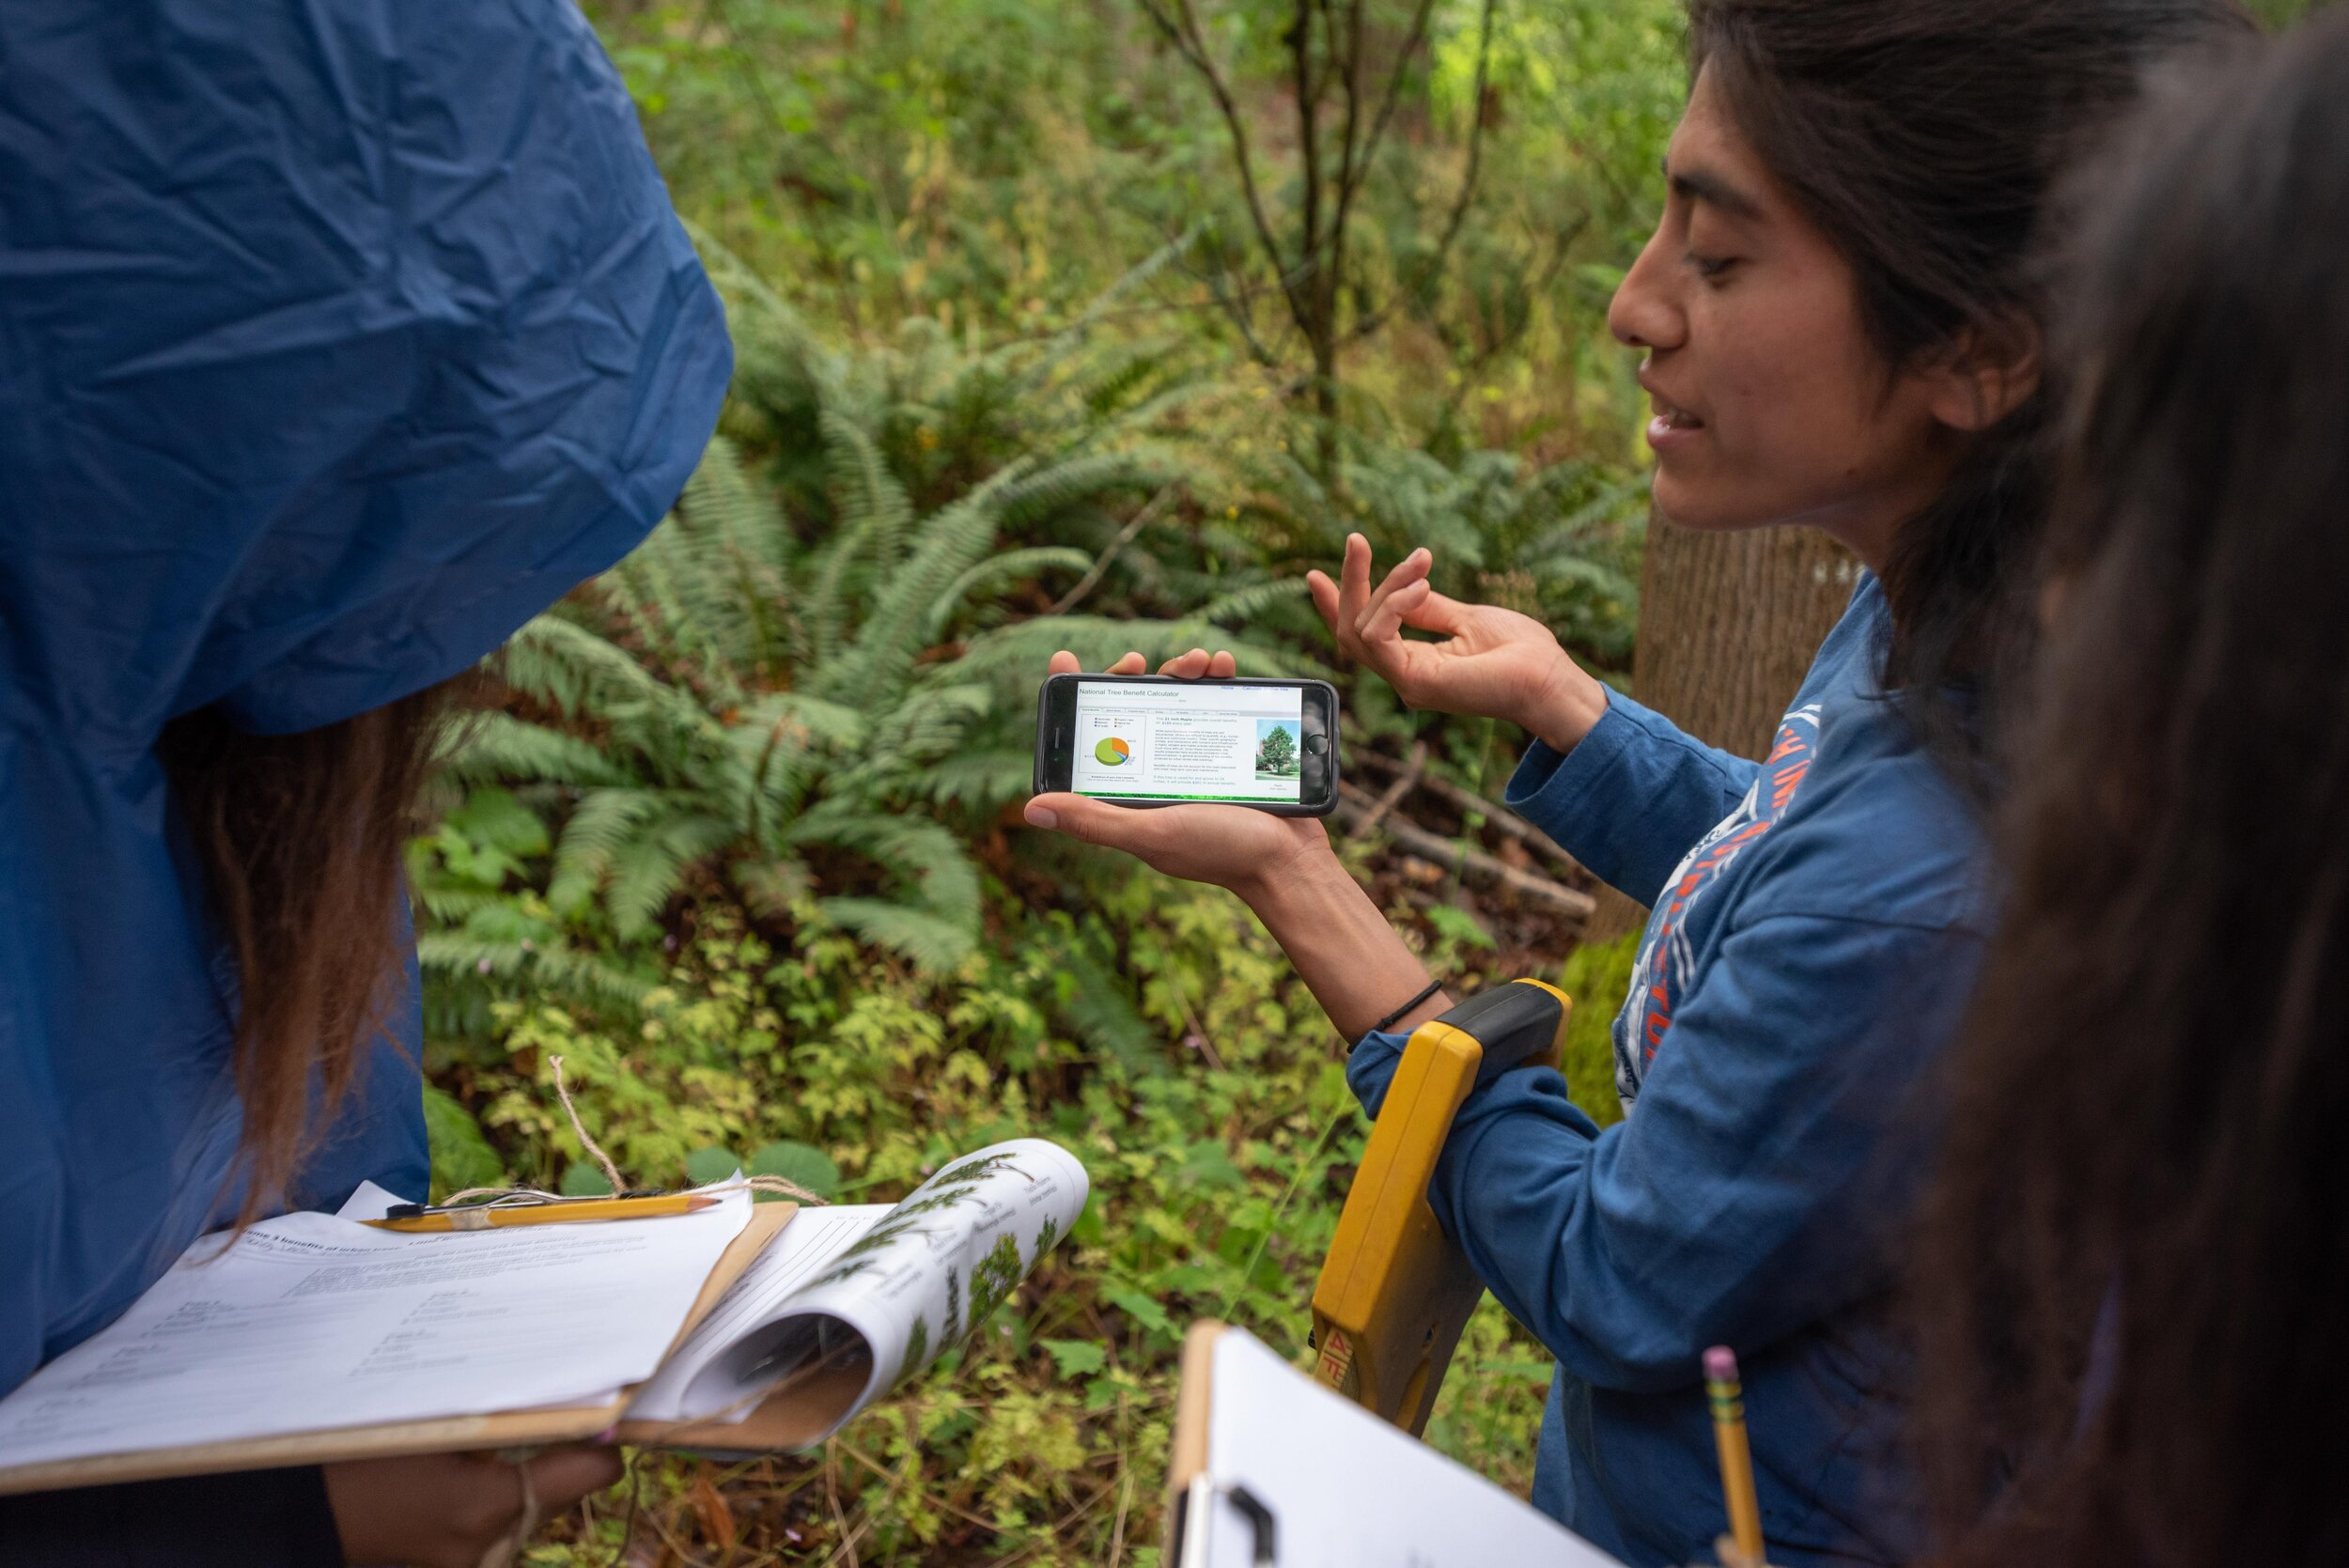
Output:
[1645, 389, 1705, 451]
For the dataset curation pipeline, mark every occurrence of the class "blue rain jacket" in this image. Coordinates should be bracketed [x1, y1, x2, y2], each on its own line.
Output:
[1349, 579, 1988, 1566]
[0, 1, 730, 1403]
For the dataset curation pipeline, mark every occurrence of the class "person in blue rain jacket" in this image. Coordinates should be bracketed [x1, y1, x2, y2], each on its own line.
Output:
[0, 3, 729, 1561]
[1023, 1, 2248, 1562]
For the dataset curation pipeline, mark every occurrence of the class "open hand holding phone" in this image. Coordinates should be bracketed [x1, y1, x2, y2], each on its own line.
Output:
[1024, 648, 1442, 1045]
[1032, 655, 1338, 816]
[1024, 649, 1335, 900]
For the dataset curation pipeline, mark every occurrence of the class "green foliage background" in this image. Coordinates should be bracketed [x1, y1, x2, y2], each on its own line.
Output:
[410, 0, 1683, 1560]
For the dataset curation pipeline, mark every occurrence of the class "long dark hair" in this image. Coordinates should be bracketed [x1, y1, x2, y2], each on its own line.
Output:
[1913, 11, 2349, 1564]
[159, 680, 460, 1218]
[1687, 0, 2250, 773]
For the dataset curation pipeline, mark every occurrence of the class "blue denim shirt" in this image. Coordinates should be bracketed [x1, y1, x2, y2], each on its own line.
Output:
[1348, 578, 1986, 1566]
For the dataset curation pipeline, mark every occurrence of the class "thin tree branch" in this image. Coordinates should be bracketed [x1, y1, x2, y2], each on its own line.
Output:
[1344, 0, 1499, 347]
[1329, 0, 1367, 259]
[1135, 0, 1315, 341]
[1333, 0, 1440, 215]
[1426, 211, 1589, 415]
[1198, 253, 1287, 366]
[980, 263, 1294, 351]
[1155, 217, 1288, 365]
[1048, 485, 1183, 614]
[1292, 0, 1326, 305]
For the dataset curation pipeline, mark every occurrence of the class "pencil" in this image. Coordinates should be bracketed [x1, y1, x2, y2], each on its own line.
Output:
[1704, 1345, 1766, 1568]
[362, 1194, 720, 1233]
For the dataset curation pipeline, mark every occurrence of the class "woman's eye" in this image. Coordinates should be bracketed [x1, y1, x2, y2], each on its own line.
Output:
[1686, 252, 1736, 282]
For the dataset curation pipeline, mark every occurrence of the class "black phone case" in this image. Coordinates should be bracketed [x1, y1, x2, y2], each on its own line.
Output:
[1031, 673, 1341, 817]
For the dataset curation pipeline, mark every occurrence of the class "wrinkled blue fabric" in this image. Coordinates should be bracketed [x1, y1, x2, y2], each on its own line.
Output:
[0, 0, 730, 1402]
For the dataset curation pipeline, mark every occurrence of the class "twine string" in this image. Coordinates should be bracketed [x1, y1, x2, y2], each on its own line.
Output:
[472, 1455, 541, 1568]
[551, 1054, 624, 1197]
[436, 1053, 827, 1210]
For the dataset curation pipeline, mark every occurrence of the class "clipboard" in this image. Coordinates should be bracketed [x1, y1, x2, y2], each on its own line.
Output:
[1165, 1324, 1275, 1568]
[1167, 1320, 1626, 1568]
[0, 1203, 860, 1496]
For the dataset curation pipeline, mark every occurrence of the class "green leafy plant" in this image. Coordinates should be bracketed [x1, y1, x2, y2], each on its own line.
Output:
[468, 427, 1030, 970]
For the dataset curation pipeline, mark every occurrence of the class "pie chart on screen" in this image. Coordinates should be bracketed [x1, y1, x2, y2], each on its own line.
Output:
[1095, 737, 1131, 766]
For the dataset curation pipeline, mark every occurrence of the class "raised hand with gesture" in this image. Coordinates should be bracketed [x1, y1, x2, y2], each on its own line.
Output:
[1305, 534, 1610, 754]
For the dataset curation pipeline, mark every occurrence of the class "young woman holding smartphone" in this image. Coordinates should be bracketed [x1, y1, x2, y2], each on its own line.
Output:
[1026, 2, 2244, 1561]
[0, 4, 729, 1562]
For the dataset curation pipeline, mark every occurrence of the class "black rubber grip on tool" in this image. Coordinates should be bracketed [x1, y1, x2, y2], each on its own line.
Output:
[1431, 983, 1566, 1090]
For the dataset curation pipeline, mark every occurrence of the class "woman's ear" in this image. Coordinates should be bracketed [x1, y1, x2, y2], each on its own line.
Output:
[1925, 314, 2043, 432]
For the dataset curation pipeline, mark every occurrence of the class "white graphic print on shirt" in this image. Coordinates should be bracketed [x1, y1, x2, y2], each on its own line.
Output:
[1612, 704, 1823, 1110]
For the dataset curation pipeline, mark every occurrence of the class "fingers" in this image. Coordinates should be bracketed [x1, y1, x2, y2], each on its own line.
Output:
[1354, 548, 1433, 644]
[523, 1446, 627, 1515]
[1324, 536, 1443, 674]
[1358, 563, 1442, 650]
[1306, 568, 1341, 635]
[326, 1449, 622, 1568]
[1156, 647, 1237, 679]
[1334, 533, 1375, 648]
[1024, 792, 1171, 854]
[1051, 648, 1236, 687]
[1391, 582, 1472, 636]
[1055, 649, 1222, 680]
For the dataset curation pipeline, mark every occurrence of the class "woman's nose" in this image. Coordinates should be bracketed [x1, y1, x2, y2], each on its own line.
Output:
[1608, 227, 1684, 352]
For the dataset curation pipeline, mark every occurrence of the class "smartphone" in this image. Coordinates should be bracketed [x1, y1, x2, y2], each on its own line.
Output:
[1032, 673, 1340, 815]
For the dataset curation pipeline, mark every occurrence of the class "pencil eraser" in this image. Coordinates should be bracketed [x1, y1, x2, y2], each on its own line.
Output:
[1703, 1346, 1738, 1382]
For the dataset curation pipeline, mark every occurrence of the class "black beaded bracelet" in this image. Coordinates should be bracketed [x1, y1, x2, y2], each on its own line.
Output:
[1366, 977, 1445, 1038]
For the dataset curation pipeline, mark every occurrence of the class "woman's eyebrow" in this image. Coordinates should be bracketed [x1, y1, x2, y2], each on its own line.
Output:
[1662, 157, 1764, 223]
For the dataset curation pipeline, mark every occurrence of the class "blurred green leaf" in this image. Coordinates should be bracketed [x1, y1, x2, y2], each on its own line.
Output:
[1041, 1339, 1108, 1378]
[683, 1145, 740, 1187]
[559, 1161, 614, 1198]
[423, 1085, 504, 1200]
[749, 1139, 841, 1200]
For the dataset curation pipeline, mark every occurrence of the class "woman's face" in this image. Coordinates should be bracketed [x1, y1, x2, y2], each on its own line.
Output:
[1609, 66, 1963, 564]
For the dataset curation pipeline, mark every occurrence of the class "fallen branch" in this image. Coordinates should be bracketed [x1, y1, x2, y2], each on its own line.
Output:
[1347, 751, 1584, 873]
[1334, 783, 1595, 919]
[1346, 739, 1425, 843]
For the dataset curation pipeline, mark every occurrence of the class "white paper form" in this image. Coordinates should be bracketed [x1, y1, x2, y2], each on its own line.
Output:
[1184, 1328, 1625, 1568]
[0, 1194, 750, 1469]
[626, 1204, 890, 1421]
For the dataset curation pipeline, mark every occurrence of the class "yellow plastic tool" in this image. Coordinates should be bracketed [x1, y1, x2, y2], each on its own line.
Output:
[1309, 978, 1572, 1435]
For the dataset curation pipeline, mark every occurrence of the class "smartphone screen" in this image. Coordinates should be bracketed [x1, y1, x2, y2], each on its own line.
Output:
[1066, 679, 1312, 804]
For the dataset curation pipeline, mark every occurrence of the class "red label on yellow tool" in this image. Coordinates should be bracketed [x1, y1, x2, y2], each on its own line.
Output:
[1315, 1327, 1360, 1396]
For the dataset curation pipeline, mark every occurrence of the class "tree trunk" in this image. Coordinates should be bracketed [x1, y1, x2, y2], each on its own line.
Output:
[1577, 519, 1857, 942]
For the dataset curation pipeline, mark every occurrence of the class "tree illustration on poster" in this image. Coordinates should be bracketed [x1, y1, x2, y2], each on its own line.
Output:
[966, 1233, 1025, 1334]
[895, 1315, 931, 1388]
